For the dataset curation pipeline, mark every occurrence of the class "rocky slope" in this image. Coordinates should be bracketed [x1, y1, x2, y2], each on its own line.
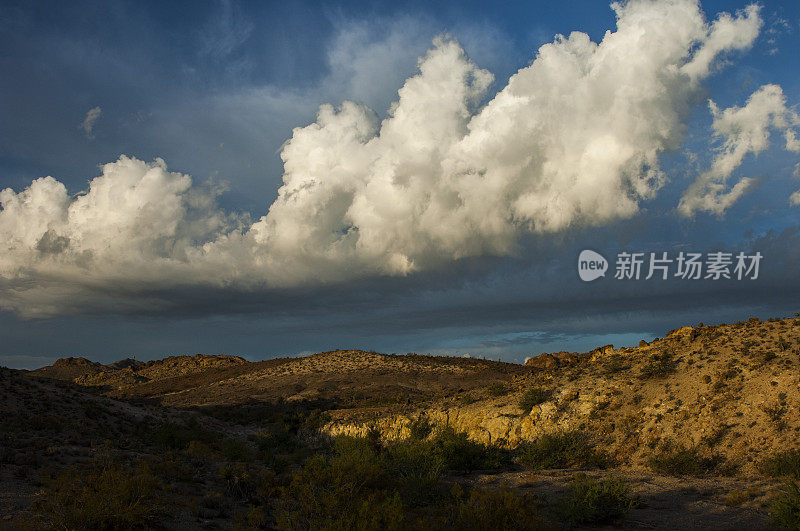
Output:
[24, 316, 800, 472]
[325, 317, 800, 472]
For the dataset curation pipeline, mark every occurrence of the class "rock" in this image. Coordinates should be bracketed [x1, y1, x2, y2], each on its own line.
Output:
[524, 353, 560, 369]
[666, 326, 694, 339]
[590, 344, 615, 361]
[107, 357, 145, 370]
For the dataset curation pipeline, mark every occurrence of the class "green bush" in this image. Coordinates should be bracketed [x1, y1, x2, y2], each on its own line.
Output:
[255, 423, 313, 471]
[556, 474, 636, 525]
[274, 437, 406, 530]
[234, 504, 267, 529]
[638, 351, 677, 379]
[725, 487, 760, 506]
[274, 428, 513, 528]
[458, 393, 476, 405]
[220, 462, 276, 504]
[605, 355, 630, 374]
[186, 440, 216, 461]
[487, 382, 510, 396]
[764, 402, 788, 429]
[761, 449, 800, 478]
[771, 480, 800, 530]
[256, 426, 299, 456]
[446, 484, 547, 530]
[151, 419, 215, 450]
[518, 432, 611, 470]
[223, 438, 254, 462]
[646, 445, 722, 476]
[519, 387, 552, 412]
[31, 456, 165, 529]
[408, 414, 433, 440]
[428, 425, 510, 471]
[385, 439, 443, 505]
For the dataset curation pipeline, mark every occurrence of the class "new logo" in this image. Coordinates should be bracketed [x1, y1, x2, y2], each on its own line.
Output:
[578, 250, 608, 282]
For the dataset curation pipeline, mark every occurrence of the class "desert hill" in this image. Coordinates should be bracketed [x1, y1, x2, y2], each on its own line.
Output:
[26, 316, 800, 472]
[33, 349, 528, 409]
[326, 316, 800, 472]
[28, 317, 800, 473]
[32, 356, 106, 381]
[3, 315, 800, 529]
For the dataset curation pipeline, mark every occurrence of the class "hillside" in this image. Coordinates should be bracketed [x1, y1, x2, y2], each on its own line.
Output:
[34, 350, 529, 409]
[31, 317, 800, 472]
[3, 315, 800, 528]
[327, 317, 800, 472]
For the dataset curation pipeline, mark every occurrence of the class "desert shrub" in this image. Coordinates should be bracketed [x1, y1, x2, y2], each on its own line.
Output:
[701, 425, 730, 448]
[255, 423, 316, 472]
[274, 437, 406, 530]
[646, 445, 722, 476]
[518, 432, 611, 470]
[519, 387, 552, 412]
[365, 423, 383, 451]
[725, 487, 760, 506]
[764, 402, 788, 430]
[556, 474, 636, 525]
[145, 451, 195, 483]
[385, 439, 442, 505]
[428, 425, 510, 471]
[31, 456, 165, 529]
[274, 427, 513, 528]
[638, 351, 677, 379]
[256, 426, 299, 457]
[458, 393, 476, 405]
[445, 484, 547, 530]
[487, 382, 510, 396]
[234, 504, 267, 529]
[223, 438, 254, 462]
[408, 414, 433, 440]
[151, 419, 215, 450]
[220, 462, 277, 504]
[605, 355, 629, 374]
[1, 412, 65, 434]
[186, 440, 216, 461]
[296, 408, 332, 430]
[755, 350, 778, 366]
[761, 450, 800, 478]
[771, 480, 800, 530]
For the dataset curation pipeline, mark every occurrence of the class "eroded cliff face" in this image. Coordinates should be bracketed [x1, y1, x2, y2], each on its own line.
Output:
[324, 318, 800, 471]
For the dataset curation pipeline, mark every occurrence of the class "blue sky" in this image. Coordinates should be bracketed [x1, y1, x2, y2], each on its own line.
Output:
[1, 0, 799, 368]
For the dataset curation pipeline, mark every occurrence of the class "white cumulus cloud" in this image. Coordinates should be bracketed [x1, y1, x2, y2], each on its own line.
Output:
[80, 106, 102, 138]
[679, 84, 800, 217]
[792, 163, 800, 206]
[0, 0, 772, 316]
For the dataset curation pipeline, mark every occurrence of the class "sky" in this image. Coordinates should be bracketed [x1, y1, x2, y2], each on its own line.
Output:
[1, 0, 799, 369]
